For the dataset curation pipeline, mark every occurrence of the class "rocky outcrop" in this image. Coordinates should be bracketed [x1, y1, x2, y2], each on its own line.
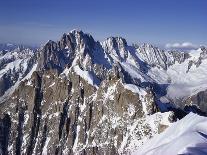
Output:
[183, 89, 207, 115]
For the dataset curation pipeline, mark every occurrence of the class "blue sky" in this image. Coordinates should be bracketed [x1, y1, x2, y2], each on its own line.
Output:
[0, 0, 206, 48]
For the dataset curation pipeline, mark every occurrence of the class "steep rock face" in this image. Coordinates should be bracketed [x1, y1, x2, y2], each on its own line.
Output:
[0, 67, 171, 154]
[0, 114, 11, 155]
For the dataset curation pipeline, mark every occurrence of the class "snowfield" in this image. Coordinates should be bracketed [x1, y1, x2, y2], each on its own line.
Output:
[132, 112, 207, 155]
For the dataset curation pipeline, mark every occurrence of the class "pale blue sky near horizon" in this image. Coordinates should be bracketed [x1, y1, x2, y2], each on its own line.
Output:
[0, 0, 206, 49]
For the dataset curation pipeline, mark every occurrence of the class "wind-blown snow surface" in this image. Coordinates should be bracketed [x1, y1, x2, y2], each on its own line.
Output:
[132, 113, 207, 155]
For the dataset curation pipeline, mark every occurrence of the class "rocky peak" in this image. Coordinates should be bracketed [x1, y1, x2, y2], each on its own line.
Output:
[42, 40, 57, 51]
[59, 30, 96, 52]
[37, 40, 62, 71]
[135, 43, 168, 69]
[101, 37, 129, 63]
[37, 30, 96, 71]
[102, 37, 127, 51]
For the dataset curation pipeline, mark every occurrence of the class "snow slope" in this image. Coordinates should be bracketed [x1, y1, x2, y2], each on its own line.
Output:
[73, 65, 100, 88]
[132, 112, 207, 155]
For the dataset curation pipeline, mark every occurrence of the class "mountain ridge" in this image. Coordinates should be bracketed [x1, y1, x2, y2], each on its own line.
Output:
[0, 30, 207, 154]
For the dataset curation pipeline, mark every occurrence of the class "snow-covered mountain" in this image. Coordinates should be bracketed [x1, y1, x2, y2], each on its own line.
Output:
[0, 30, 206, 155]
[0, 46, 37, 102]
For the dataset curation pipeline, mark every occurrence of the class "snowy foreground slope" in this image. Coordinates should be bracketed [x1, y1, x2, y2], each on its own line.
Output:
[133, 112, 207, 155]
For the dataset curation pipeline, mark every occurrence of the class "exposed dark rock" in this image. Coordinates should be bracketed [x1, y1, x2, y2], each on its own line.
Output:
[0, 114, 11, 155]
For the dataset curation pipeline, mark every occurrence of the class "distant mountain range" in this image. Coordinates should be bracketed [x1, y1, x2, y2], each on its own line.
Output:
[0, 30, 207, 155]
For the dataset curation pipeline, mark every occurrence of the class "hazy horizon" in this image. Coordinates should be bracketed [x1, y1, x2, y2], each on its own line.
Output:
[0, 0, 206, 50]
